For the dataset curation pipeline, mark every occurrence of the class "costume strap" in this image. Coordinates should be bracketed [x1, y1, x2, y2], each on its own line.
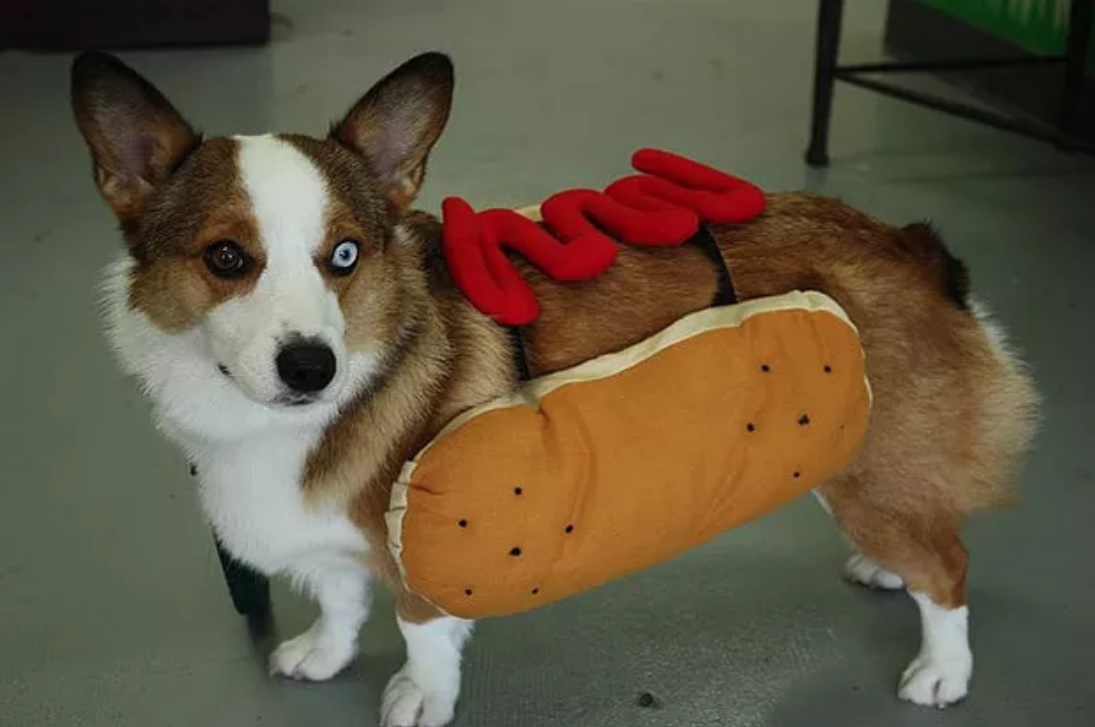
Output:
[508, 226, 734, 382]
[690, 224, 736, 307]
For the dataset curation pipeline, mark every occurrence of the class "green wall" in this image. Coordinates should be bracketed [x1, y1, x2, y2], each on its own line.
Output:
[916, 0, 1094, 66]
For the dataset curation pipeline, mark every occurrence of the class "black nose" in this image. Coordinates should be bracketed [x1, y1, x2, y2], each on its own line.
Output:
[276, 340, 336, 393]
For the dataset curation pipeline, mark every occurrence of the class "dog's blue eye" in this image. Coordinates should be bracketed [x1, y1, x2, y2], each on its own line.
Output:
[330, 239, 359, 274]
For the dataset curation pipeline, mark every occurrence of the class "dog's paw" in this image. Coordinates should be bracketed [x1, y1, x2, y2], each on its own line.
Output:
[269, 628, 355, 681]
[381, 669, 457, 727]
[898, 652, 972, 708]
[843, 554, 905, 590]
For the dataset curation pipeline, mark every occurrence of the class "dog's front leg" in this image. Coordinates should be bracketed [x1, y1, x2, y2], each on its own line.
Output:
[270, 558, 372, 681]
[381, 605, 473, 727]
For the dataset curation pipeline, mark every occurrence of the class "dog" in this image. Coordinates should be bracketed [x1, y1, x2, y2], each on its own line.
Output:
[72, 49, 1039, 726]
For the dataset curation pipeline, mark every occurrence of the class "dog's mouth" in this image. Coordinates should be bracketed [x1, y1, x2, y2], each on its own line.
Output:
[217, 361, 324, 409]
[275, 393, 323, 408]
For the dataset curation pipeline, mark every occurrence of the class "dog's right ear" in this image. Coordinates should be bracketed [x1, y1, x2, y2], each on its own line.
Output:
[71, 51, 200, 230]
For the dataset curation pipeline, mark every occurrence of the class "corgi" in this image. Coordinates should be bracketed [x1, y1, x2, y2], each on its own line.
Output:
[71, 50, 1039, 727]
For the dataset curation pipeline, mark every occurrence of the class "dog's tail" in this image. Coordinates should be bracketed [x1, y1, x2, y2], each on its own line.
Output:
[893, 221, 972, 313]
[897, 223, 1041, 513]
[898, 221, 971, 311]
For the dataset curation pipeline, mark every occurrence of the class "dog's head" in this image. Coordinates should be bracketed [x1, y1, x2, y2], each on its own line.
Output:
[72, 51, 453, 422]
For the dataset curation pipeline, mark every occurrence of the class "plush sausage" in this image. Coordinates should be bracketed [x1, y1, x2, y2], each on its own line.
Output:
[387, 290, 871, 619]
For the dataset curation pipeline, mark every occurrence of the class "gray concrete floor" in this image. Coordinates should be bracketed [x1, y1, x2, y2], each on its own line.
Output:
[1, 1, 1093, 725]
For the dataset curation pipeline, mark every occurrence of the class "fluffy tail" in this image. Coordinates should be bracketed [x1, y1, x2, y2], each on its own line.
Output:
[899, 222, 971, 311]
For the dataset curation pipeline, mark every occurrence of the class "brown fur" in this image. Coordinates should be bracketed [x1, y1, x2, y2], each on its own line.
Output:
[296, 192, 1038, 622]
[71, 51, 201, 236]
[70, 52, 262, 334]
[330, 54, 454, 213]
[124, 138, 267, 331]
[72, 52, 266, 332]
[283, 134, 427, 356]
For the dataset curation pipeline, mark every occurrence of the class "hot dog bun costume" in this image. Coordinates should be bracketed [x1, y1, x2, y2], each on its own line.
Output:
[386, 150, 872, 620]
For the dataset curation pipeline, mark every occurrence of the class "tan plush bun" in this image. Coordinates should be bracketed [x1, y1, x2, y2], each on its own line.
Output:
[389, 291, 871, 618]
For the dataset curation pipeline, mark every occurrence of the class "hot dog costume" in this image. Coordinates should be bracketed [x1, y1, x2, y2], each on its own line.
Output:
[386, 150, 872, 620]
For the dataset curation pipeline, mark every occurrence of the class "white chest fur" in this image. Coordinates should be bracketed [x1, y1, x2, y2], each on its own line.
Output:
[102, 256, 369, 577]
[189, 430, 368, 575]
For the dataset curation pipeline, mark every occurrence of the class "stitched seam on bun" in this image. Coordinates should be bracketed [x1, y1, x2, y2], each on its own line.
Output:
[385, 476, 410, 576]
[386, 471, 454, 617]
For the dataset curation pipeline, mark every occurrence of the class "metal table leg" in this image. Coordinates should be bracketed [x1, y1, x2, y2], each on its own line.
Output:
[1059, 0, 1094, 137]
[213, 534, 271, 619]
[804, 0, 1094, 163]
[805, 0, 845, 167]
[189, 462, 272, 618]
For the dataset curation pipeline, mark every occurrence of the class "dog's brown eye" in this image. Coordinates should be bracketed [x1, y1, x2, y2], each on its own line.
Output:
[203, 240, 251, 279]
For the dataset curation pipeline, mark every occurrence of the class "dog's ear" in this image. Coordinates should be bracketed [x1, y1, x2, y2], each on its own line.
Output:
[331, 52, 454, 212]
[71, 51, 200, 230]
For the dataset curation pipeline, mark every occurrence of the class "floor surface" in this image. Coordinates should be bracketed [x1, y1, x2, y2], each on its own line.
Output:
[1, 1, 1093, 725]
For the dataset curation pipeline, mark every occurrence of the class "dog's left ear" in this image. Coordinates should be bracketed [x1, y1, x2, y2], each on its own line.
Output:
[331, 52, 454, 212]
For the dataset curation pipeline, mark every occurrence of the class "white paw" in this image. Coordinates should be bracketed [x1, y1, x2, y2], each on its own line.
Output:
[843, 554, 905, 590]
[898, 652, 972, 708]
[269, 628, 355, 681]
[381, 669, 457, 727]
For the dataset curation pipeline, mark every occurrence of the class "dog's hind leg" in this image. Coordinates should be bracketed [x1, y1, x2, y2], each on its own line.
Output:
[817, 477, 973, 708]
[843, 552, 906, 591]
[813, 491, 906, 591]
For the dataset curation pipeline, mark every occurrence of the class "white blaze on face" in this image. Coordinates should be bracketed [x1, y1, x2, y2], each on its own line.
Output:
[204, 134, 348, 405]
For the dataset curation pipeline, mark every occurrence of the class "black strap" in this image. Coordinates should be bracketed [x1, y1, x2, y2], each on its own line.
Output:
[509, 326, 532, 382]
[506, 224, 735, 383]
[689, 224, 737, 307]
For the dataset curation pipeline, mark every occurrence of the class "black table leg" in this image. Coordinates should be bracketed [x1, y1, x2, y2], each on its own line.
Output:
[190, 462, 272, 618]
[806, 0, 846, 167]
[1059, 0, 1094, 138]
[213, 533, 271, 618]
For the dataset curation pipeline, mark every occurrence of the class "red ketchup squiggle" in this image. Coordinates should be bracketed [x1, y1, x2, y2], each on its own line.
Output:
[441, 149, 765, 325]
